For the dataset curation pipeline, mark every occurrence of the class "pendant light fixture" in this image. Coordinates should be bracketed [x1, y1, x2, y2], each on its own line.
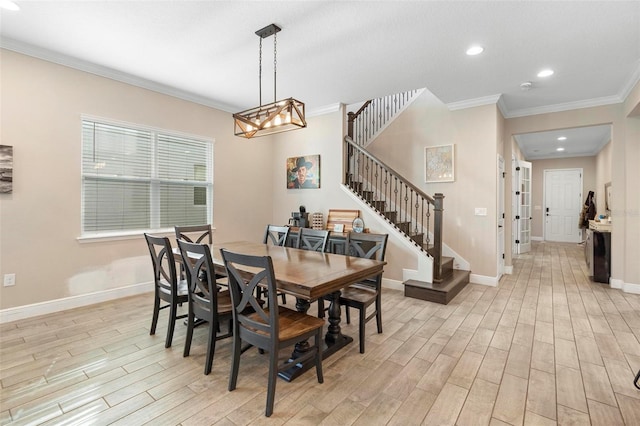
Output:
[233, 24, 306, 138]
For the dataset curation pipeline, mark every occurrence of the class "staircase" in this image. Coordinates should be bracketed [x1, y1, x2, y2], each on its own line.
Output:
[345, 91, 469, 304]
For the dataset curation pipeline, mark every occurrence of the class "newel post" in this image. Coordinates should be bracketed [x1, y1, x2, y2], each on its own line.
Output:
[433, 193, 445, 282]
[347, 111, 355, 139]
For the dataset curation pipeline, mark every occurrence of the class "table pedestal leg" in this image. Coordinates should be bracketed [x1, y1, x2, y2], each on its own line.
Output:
[278, 293, 353, 382]
[291, 298, 311, 356]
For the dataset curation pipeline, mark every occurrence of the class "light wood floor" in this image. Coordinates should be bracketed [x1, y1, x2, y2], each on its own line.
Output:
[2, 241, 640, 425]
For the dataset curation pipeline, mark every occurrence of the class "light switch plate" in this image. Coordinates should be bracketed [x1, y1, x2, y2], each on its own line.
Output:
[474, 207, 487, 216]
[4, 273, 16, 287]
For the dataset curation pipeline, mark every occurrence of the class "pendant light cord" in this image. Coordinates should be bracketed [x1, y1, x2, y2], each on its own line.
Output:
[273, 31, 277, 102]
[258, 37, 262, 107]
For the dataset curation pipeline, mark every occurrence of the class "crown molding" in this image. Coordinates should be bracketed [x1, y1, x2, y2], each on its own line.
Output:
[308, 103, 341, 117]
[504, 95, 623, 118]
[0, 37, 239, 113]
[619, 60, 640, 102]
[446, 94, 502, 111]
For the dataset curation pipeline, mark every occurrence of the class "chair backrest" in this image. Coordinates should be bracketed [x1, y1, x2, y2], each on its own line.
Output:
[296, 228, 329, 252]
[345, 232, 388, 261]
[177, 239, 219, 316]
[263, 225, 290, 247]
[345, 232, 388, 288]
[144, 233, 178, 297]
[220, 249, 279, 342]
[175, 224, 212, 244]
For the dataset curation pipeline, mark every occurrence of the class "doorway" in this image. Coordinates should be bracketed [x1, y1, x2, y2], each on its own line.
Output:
[544, 169, 583, 243]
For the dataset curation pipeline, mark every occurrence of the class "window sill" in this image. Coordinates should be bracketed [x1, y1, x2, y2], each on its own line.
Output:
[77, 229, 173, 243]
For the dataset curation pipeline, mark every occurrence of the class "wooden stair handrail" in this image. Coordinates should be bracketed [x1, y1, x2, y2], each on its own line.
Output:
[344, 135, 445, 282]
[345, 136, 435, 205]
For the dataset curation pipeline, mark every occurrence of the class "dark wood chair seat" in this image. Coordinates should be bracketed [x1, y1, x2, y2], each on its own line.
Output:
[339, 284, 377, 305]
[244, 306, 325, 340]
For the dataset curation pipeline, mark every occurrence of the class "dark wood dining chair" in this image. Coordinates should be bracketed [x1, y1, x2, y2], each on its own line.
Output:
[175, 224, 227, 281]
[144, 233, 188, 348]
[296, 228, 329, 252]
[174, 224, 212, 244]
[318, 232, 388, 353]
[220, 248, 325, 417]
[262, 224, 291, 304]
[263, 224, 290, 247]
[178, 239, 233, 375]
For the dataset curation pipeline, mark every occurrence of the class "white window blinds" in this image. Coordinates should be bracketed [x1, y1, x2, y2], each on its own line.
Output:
[81, 119, 212, 235]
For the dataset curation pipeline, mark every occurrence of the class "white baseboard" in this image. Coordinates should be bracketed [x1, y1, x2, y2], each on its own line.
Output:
[622, 282, 640, 294]
[382, 278, 404, 292]
[0, 282, 153, 324]
[608, 278, 640, 294]
[610, 278, 623, 289]
[504, 266, 513, 275]
[531, 236, 544, 241]
[470, 273, 499, 287]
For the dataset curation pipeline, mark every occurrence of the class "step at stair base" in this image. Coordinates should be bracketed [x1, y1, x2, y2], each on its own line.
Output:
[404, 269, 470, 305]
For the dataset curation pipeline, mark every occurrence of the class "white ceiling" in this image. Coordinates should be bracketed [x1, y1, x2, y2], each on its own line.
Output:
[1, 1, 638, 158]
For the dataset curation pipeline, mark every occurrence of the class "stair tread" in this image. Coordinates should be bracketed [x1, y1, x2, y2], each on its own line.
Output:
[403, 270, 470, 305]
[404, 269, 470, 292]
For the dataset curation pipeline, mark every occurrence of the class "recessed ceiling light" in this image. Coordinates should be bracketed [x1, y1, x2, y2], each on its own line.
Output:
[538, 69, 554, 78]
[557, 136, 567, 141]
[0, 0, 20, 11]
[556, 147, 565, 152]
[466, 45, 484, 56]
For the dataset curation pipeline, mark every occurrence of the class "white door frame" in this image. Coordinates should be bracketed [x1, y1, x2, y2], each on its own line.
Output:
[498, 155, 505, 279]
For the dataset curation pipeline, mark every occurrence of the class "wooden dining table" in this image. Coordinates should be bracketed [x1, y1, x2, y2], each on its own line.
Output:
[176, 240, 386, 381]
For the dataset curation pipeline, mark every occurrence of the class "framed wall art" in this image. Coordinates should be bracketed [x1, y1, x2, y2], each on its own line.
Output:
[425, 144, 455, 183]
[0, 145, 13, 194]
[287, 154, 320, 189]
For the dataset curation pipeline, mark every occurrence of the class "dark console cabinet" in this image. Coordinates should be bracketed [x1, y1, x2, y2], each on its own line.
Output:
[586, 229, 611, 283]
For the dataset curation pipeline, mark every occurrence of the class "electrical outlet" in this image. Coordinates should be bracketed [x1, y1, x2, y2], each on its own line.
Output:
[474, 207, 487, 216]
[4, 273, 16, 287]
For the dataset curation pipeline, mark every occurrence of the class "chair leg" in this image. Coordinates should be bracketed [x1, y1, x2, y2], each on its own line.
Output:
[345, 306, 351, 324]
[315, 330, 324, 384]
[317, 298, 325, 318]
[280, 293, 287, 304]
[359, 306, 366, 354]
[150, 293, 160, 335]
[265, 347, 279, 417]
[183, 311, 194, 357]
[165, 302, 177, 348]
[375, 297, 383, 334]
[204, 318, 216, 375]
[228, 334, 241, 391]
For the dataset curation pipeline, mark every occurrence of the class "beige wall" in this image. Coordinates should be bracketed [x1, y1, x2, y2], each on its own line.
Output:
[367, 90, 499, 279]
[529, 156, 597, 239]
[0, 49, 274, 309]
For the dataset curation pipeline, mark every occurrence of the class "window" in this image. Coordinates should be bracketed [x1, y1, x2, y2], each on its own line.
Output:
[81, 118, 212, 236]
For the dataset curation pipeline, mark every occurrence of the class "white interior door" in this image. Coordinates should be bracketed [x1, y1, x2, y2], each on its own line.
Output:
[544, 169, 583, 243]
[513, 160, 532, 254]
